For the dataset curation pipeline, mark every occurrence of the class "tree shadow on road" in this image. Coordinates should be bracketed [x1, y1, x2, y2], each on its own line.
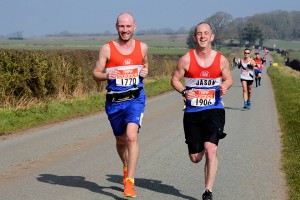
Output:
[36, 174, 127, 200]
[106, 174, 197, 200]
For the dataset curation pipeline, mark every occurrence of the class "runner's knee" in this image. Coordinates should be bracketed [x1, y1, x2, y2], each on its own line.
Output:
[205, 145, 217, 159]
[189, 153, 203, 163]
[126, 131, 138, 144]
[126, 123, 139, 143]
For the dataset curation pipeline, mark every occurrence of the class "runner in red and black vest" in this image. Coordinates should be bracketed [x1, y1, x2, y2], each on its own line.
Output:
[254, 52, 263, 87]
[171, 22, 233, 200]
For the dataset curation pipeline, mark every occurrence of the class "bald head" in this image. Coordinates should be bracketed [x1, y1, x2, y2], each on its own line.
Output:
[115, 12, 136, 41]
[116, 12, 135, 25]
[194, 22, 213, 35]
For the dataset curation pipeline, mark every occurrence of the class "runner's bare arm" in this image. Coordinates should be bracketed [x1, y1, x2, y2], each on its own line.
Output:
[171, 54, 190, 93]
[140, 42, 149, 78]
[93, 44, 110, 81]
[219, 55, 233, 95]
[93, 44, 119, 81]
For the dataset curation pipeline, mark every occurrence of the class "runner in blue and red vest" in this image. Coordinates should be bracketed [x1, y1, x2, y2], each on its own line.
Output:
[171, 22, 233, 200]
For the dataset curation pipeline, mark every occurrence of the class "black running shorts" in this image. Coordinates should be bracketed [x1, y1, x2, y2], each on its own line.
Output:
[240, 79, 254, 85]
[183, 109, 226, 154]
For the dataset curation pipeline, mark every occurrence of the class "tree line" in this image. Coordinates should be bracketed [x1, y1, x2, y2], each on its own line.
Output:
[186, 10, 300, 48]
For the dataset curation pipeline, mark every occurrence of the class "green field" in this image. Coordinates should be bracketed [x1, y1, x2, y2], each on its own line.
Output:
[264, 39, 300, 51]
[289, 52, 300, 60]
[1, 36, 299, 57]
[0, 34, 189, 51]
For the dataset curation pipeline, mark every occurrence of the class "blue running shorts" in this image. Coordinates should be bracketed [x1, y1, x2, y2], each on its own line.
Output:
[254, 69, 262, 76]
[105, 93, 146, 136]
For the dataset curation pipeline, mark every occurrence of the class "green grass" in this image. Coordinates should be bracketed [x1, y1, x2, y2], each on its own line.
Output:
[0, 93, 105, 134]
[144, 76, 173, 96]
[0, 38, 189, 54]
[2, 37, 299, 50]
[264, 39, 300, 51]
[268, 63, 300, 200]
[148, 47, 187, 55]
[2, 37, 299, 57]
[144, 41, 187, 48]
[0, 77, 173, 135]
[289, 52, 300, 60]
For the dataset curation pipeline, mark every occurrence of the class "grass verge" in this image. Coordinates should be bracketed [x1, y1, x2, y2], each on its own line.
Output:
[268, 64, 300, 200]
[0, 76, 173, 135]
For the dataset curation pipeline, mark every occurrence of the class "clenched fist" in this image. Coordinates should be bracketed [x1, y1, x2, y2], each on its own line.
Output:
[140, 65, 148, 78]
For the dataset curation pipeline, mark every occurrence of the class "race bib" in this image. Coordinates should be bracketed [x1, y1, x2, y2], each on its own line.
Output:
[191, 89, 216, 107]
[116, 67, 139, 86]
[242, 70, 250, 77]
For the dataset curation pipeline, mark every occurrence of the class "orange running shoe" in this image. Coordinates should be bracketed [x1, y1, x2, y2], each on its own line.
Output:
[124, 178, 136, 198]
[123, 166, 128, 185]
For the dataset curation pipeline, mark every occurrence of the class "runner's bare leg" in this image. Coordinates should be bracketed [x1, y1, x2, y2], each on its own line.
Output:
[116, 135, 128, 167]
[204, 142, 218, 190]
[126, 123, 139, 178]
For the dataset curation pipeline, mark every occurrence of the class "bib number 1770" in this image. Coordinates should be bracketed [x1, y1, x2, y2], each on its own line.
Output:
[117, 77, 138, 86]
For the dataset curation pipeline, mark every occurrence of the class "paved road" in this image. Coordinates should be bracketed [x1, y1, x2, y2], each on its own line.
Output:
[0, 60, 286, 199]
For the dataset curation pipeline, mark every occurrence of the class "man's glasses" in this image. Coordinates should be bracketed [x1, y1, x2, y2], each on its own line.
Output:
[244, 52, 250, 54]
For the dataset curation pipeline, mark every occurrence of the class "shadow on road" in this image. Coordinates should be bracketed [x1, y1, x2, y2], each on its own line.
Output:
[37, 174, 127, 200]
[36, 173, 197, 200]
[224, 106, 247, 111]
[106, 174, 197, 200]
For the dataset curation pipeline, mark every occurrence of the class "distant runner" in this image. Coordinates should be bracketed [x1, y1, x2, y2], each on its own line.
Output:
[254, 52, 263, 87]
[238, 48, 259, 109]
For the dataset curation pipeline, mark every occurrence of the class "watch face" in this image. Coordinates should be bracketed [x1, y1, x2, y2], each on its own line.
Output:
[182, 90, 186, 97]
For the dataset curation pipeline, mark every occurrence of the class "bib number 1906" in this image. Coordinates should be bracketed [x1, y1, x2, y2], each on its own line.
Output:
[194, 98, 213, 106]
[191, 89, 216, 107]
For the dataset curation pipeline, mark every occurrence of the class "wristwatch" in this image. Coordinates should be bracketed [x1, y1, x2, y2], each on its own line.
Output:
[181, 89, 187, 97]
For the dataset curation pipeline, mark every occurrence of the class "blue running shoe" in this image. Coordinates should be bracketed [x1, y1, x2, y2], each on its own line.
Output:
[247, 99, 251, 109]
[243, 101, 247, 109]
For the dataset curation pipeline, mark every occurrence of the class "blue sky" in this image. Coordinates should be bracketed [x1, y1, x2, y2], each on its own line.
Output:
[1, 0, 299, 37]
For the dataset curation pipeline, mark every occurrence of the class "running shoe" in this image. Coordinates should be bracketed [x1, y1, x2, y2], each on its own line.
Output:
[247, 99, 251, 109]
[202, 189, 213, 200]
[124, 178, 136, 198]
[123, 166, 128, 185]
[243, 101, 247, 109]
